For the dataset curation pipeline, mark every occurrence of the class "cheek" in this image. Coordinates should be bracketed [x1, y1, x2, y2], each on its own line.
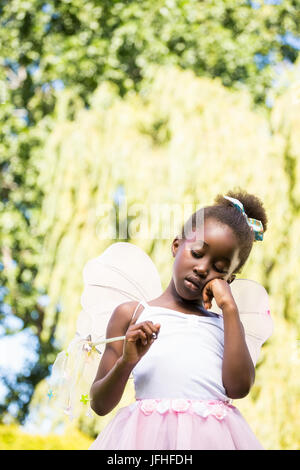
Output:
[172, 258, 181, 277]
[173, 251, 190, 273]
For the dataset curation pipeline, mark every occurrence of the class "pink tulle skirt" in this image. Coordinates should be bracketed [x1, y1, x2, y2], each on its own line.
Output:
[89, 398, 264, 450]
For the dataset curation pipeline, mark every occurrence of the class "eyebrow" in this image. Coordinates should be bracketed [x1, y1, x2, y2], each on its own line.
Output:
[191, 241, 231, 264]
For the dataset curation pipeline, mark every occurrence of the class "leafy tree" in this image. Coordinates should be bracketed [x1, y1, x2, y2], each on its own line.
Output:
[28, 65, 300, 448]
[0, 0, 299, 424]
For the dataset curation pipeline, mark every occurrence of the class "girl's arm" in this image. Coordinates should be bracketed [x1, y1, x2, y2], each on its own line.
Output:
[90, 302, 138, 416]
[221, 301, 255, 399]
[90, 352, 136, 416]
[202, 279, 255, 399]
[90, 301, 160, 416]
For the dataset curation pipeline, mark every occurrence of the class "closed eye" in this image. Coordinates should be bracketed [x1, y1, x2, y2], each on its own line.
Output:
[191, 250, 202, 258]
[214, 266, 228, 274]
[191, 250, 228, 274]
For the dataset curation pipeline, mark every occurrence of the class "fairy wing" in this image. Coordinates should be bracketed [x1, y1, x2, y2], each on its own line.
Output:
[48, 242, 272, 418]
[210, 278, 273, 366]
[47, 242, 163, 418]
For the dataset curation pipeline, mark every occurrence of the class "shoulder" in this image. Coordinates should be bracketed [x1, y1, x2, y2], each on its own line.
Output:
[108, 300, 145, 330]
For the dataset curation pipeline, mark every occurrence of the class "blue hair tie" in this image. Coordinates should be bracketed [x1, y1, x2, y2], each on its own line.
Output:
[223, 196, 264, 241]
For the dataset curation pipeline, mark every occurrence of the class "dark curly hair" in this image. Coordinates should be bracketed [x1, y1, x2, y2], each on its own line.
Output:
[180, 187, 268, 273]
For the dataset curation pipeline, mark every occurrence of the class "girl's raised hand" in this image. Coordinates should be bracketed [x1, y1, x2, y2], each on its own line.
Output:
[122, 313, 161, 366]
[201, 278, 236, 311]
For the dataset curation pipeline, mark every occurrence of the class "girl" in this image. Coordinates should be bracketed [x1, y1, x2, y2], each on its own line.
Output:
[89, 189, 271, 450]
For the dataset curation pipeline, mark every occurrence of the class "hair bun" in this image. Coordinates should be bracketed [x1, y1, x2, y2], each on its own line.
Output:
[214, 187, 268, 233]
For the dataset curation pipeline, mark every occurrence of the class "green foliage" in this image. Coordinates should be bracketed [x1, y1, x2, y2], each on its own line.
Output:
[1, 0, 300, 430]
[28, 64, 300, 449]
[0, 424, 93, 450]
[2, 0, 300, 105]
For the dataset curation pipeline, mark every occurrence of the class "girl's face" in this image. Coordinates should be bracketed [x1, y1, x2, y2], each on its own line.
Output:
[171, 218, 239, 302]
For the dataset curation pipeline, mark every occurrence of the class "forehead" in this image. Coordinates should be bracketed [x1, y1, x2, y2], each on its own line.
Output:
[184, 219, 238, 258]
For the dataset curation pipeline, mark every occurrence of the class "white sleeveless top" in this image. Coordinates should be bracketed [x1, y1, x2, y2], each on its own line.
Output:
[131, 301, 229, 401]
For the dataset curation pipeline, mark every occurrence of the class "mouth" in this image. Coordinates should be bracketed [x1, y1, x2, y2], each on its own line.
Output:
[184, 276, 202, 291]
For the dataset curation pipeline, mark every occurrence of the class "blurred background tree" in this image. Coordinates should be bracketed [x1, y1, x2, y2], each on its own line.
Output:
[0, 0, 300, 449]
[27, 65, 300, 448]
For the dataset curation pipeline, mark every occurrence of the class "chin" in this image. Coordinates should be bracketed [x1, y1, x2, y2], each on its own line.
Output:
[178, 280, 202, 301]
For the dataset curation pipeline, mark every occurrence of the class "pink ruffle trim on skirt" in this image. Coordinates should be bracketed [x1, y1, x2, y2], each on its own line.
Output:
[89, 398, 264, 450]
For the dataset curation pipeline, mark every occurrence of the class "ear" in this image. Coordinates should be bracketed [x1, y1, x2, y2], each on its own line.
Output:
[171, 236, 181, 257]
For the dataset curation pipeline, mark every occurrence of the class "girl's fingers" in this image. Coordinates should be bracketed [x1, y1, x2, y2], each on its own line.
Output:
[128, 322, 160, 346]
[141, 322, 157, 337]
[127, 328, 146, 343]
[131, 321, 159, 337]
[202, 286, 213, 310]
[138, 329, 148, 345]
[204, 301, 212, 310]
[202, 293, 213, 305]
[138, 323, 159, 345]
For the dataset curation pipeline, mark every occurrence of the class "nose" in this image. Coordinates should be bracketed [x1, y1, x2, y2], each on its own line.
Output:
[193, 260, 209, 279]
